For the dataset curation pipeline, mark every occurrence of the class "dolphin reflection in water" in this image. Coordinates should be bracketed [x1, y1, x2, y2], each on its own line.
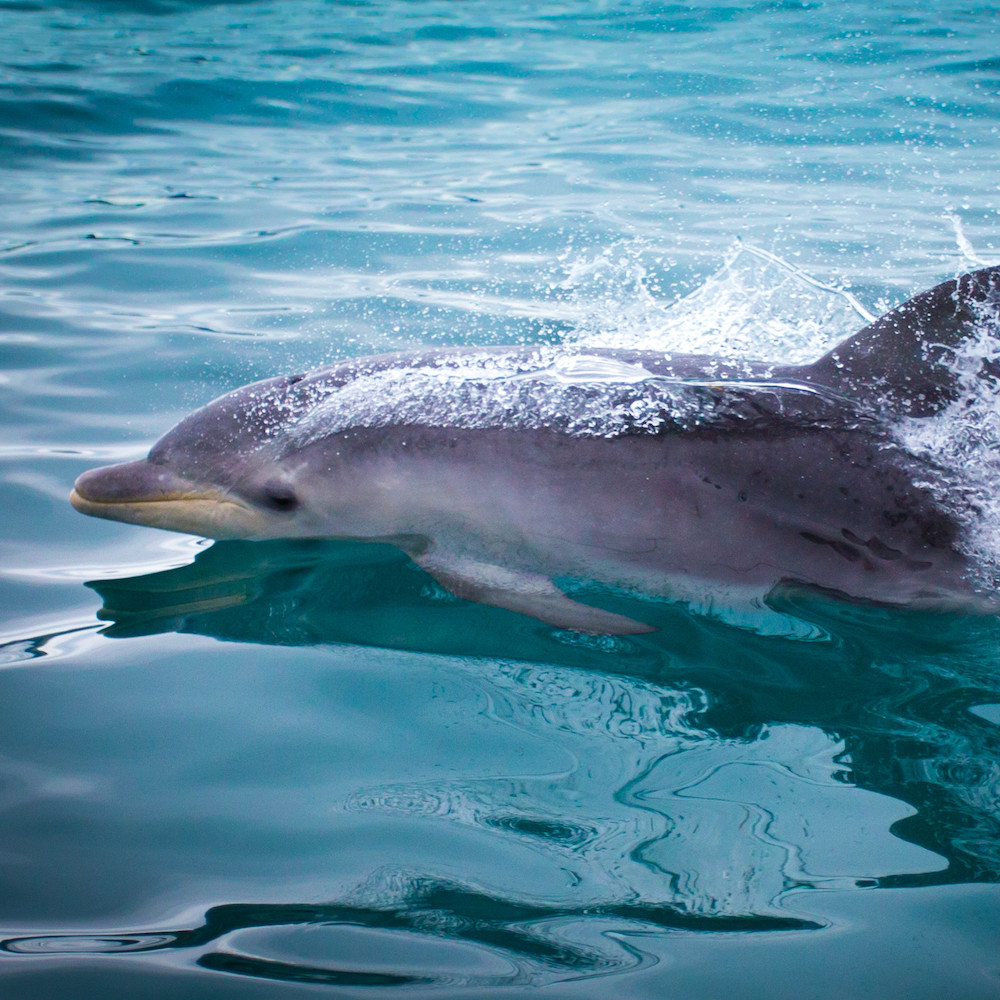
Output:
[71, 266, 1000, 634]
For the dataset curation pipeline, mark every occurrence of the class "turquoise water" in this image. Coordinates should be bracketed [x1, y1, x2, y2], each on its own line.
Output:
[3, 2, 1000, 997]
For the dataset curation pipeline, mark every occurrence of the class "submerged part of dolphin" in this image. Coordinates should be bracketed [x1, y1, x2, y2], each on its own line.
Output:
[71, 266, 1000, 634]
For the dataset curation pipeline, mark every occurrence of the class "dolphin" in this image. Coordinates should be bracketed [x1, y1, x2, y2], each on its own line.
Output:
[71, 265, 1000, 634]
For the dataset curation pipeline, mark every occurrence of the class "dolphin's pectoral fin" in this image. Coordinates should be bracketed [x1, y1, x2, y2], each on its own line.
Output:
[413, 553, 656, 635]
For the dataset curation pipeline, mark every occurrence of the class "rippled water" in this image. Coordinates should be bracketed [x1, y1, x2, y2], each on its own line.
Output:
[3, 2, 1000, 997]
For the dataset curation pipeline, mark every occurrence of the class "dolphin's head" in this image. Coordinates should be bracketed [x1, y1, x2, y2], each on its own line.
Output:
[70, 374, 337, 540]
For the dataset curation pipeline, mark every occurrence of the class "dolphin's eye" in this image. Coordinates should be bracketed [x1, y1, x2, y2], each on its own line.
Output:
[262, 484, 299, 512]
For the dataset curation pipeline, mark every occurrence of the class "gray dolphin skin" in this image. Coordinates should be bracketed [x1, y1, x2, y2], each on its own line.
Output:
[71, 265, 1000, 634]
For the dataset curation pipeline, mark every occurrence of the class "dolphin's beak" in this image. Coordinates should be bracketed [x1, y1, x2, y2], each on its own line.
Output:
[70, 461, 261, 539]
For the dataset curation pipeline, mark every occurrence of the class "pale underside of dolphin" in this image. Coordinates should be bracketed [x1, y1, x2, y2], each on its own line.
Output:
[71, 266, 1000, 634]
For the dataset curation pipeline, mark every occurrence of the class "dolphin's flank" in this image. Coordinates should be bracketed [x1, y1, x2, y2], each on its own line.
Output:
[71, 266, 1000, 633]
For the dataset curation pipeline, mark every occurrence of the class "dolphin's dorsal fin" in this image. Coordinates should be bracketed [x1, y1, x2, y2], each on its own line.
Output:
[788, 265, 1000, 417]
[412, 551, 656, 635]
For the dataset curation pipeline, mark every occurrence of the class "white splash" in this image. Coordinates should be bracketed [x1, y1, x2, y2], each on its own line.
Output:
[560, 242, 866, 364]
[894, 297, 1000, 585]
[944, 212, 998, 269]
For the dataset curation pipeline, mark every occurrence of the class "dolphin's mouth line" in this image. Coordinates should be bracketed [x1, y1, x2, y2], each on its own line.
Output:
[69, 489, 230, 508]
[69, 487, 256, 514]
[69, 487, 261, 540]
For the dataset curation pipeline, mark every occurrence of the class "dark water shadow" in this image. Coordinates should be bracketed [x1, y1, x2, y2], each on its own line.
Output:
[1, 879, 815, 988]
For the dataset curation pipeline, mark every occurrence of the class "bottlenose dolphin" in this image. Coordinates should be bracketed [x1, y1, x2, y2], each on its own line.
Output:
[71, 266, 1000, 634]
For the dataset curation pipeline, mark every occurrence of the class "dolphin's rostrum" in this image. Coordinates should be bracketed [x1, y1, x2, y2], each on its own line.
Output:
[71, 266, 1000, 633]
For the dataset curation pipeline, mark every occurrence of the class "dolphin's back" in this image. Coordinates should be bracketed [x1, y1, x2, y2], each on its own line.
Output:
[280, 346, 868, 450]
[277, 265, 1000, 446]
